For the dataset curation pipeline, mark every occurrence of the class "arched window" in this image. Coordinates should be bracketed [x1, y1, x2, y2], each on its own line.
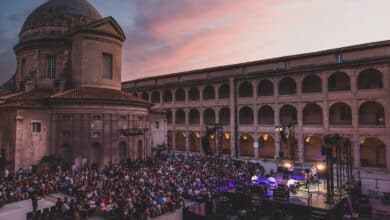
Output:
[203, 85, 215, 100]
[279, 77, 296, 95]
[163, 90, 172, 103]
[328, 72, 350, 91]
[203, 108, 216, 125]
[189, 87, 200, 101]
[219, 107, 230, 125]
[189, 109, 200, 124]
[238, 81, 253, 98]
[141, 92, 149, 101]
[239, 106, 254, 125]
[175, 109, 185, 124]
[303, 103, 323, 125]
[302, 75, 322, 93]
[304, 136, 323, 162]
[329, 102, 352, 125]
[279, 105, 297, 123]
[258, 134, 274, 159]
[257, 80, 274, 96]
[151, 91, 160, 103]
[189, 132, 200, 152]
[258, 105, 274, 125]
[175, 132, 186, 151]
[218, 84, 230, 99]
[358, 69, 383, 90]
[240, 134, 254, 157]
[175, 88, 185, 102]
[359, 101, 385, 125]
[360, 137, 386, 168]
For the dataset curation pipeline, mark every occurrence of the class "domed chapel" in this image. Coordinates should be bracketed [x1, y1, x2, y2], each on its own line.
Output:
[0, 0, 167, 169]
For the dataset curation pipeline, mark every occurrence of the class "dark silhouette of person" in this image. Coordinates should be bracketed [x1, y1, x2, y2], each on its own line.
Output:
[31, 192, 38, 212]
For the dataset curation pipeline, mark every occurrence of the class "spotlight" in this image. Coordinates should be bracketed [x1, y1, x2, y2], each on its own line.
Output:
[242, 134, 248, 141]
[210, 134, 215, 140]
[224, 132, 230, 140]
[360, 137, 365, 145]
[316, 163, 326, 171]
[195, 132, 200, 139]
[262, 133, 269, 141]
[283, 162, 292, 169]
[305, 136, 311, 143]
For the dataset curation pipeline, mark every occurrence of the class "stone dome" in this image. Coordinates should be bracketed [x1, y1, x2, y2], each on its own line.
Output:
[20, 0, 102, 40]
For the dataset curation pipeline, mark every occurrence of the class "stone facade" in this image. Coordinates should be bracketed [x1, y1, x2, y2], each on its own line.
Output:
[0, 0, 167, 170]
[123, 40, 390, 172]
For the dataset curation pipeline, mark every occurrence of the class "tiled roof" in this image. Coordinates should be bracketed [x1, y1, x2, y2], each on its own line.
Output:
[51, 87, 151, 105]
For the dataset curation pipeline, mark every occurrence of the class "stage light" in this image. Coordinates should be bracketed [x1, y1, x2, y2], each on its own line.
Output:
[251, 175, 259, 184]
[195, 132, 200, 139]
[182, 132, 186, 137]
[305, 136, 311, 143]
[262, 133, 269, 141]
[224, 132, 230, 140]
[283, 162, 292, 169]
[360, 137, 365, 145]
[210, 134, 215, 140]
[242, 134, 248, 141]
[316, 163, 325, 171]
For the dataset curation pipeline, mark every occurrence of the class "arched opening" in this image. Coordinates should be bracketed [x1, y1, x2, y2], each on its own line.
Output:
[303, 103, 323, 125]
[219, 107, 230, 125]
[60, 144, 72, 164]
[258, 105, 274, 125]
[360, 137, 386, 168]
[132, 92, 138, 97]
[190, 132, 200, 152]
[279, 105, 297, 123]
[189, 109, 200, 125]
[302, 75, 322, 93]
[175, 88, 185, 102]
[257, 80, 274, 96]
[239, 106, 254, 125]
[163, 90, 173, 103]
[218, 84, 230, 99]
[304, 136, 323, 162]
[141, 92, 149, 101]
[90, 143, 102, 167]
[203, 85, 215, 100]
[279, 77, 296, 95]
[167, 131, 173, 150]
[175, 132, 186, 151]
[189, 87, 200, 101]
[222, 132, 231, 155]
[258, 134, 275, 159]
[203, 108, 216, 125]
[166, 110, 172, 125]
[328, 72, 350, 91]
[238, 81, 253, 98]
[137, 140, 143, 160]
[151, 91, 160, 103]
[358, 69, 383, 90]
[119, 141, 128, 161]
[359, 101, 385, 125]
[329, 102, 352, 125]
[175, 109, 185, 125]
[240, 134, 254, 157]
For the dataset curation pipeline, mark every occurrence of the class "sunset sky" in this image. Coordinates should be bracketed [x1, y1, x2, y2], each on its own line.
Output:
[1, 0, 390, 84]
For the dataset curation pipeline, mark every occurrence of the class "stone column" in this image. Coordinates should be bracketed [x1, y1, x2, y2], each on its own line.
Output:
[229, 78, 236, 157]
[215, 107, 220, 124]
[185, 130, 190, 152]
[322, 73, 329, 133]
[184, 88, 189, 105]
[274, 104, 280, 157]
[172, 89, 176, 105]
[352, 134, 360, 169]
[297, 133, 304, 163]
[172, 109, 176, 151]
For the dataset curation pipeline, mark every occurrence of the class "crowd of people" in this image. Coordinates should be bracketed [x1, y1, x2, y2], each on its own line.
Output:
[0, 154, 265, 219]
